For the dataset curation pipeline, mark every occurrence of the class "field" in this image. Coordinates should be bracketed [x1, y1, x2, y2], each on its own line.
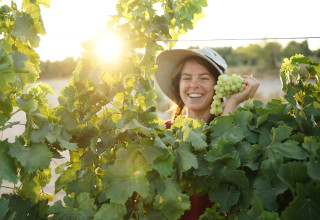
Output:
[1, 75, 283, 203]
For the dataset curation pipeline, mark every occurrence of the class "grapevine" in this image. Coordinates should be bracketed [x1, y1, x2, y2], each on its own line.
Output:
[210, 74, 246, 115]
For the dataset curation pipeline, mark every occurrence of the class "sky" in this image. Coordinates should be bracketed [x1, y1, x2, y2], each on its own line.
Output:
[3, 0, 320, 61]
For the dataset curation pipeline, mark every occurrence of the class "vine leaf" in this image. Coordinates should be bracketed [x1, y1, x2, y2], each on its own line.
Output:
[66, 169, 97, 196]
[271, 140, 307, 160]
[210, 184, 240, 212]
[48, 192, 96, 220]
[282, 183, 320, 220]
[94, 203, 126, 220]
[0, 62, 15, 93]
[54, 162, 80, 194]
[153, 153, 175, 178]
[271, 125, 292, 143]
[175, 142, 198, 176]
[102, 148, 150, 204]
[302, 137, 320, 181]
[121, 119, 156, 135]
[183, 124, 207, 150]
[254, 176, 287, 210]
[8, 139, 52, 173]
[278, 161, 308, 192]
[13, 13, 40, 47]
[0, 140, 18, 185]
[0, 198, 9, 219]
[154, 177, 190, 220]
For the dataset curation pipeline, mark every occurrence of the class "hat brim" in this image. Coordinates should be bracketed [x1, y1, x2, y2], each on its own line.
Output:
[155, 49, 225, 103]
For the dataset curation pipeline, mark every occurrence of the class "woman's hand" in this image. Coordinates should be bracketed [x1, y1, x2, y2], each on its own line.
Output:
[221, 75, 260, 116]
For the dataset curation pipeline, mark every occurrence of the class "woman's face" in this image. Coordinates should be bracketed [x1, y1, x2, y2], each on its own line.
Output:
[179, 59, 216, 115]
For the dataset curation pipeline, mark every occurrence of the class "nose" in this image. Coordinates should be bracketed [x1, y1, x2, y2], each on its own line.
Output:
[190, 78, 199, 87]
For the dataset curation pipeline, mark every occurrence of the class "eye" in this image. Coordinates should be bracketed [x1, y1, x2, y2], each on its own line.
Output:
[181, 76, 191, 80]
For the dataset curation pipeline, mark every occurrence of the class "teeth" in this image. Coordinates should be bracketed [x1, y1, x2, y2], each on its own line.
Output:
[188, 94, 202, 98]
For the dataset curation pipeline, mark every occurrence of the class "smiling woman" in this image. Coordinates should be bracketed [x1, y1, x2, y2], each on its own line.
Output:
[95, 33, 122, 61]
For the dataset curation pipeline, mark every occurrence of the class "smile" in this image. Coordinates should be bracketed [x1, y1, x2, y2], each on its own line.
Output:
[188, 93, 203, 98]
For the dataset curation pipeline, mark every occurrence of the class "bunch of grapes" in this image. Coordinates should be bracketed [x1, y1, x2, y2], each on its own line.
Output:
[210, 74, 246, 115]
[37, 168, 52, 187]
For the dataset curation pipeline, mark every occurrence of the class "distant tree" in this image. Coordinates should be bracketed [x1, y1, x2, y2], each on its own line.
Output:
[39, 57, 78, 79]
[261, 42, 283, 68]
[314, 49, 320, 58]
[236, 44, 262, 66]
[283, 40, 312, 58]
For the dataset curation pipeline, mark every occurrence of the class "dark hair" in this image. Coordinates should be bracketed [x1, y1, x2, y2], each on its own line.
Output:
[170, 56, 220, 123]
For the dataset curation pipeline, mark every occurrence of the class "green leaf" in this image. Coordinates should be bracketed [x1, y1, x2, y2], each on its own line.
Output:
[154, 177, 190, 220]
[302, 137, 320, 180]
[153, 153, 175, 178]
[57, 126, 78, 151]
[175, 142, 198, 174]
[0, 60, 15, 93]
[102, 149, 149, 204]
[30, 122, 54, 143]
[0, 140, 18, 185]
[13, 13, 40, 47]
[254, 176, 287, 210]
[11, 51, 29, 70]
[56, 108, 78, 131]
[278, 162, 308, 191]
[76, 123, 100, 148]
[0, 197, 9, 219]
[127, 139, 166, 164]
[66, 169, 97, 196]
[154, 136, 167, 149]
[8, 140, 52, 173]
[282, 183, 320, 220]
[271, 125, 292, 143]
[94, 203, 126, 220]
[49, 192, 96, 220]
[307, 159, 320, 181]
[6, 195, 32, 220]
[209, 184, 240, 212]
[161, 130, 176, 146]
[16, 97, 38, 113]
[207, 144, 249, 189]
[121, 119, 156, 135]
[271, 140, 307, 160]
[55, 162, 80, 194]
[210, 113, 248, 143]
[183, 125, 207, 150]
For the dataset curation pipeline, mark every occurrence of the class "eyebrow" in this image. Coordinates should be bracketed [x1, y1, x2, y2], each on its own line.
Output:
[181, 73, 211, 76]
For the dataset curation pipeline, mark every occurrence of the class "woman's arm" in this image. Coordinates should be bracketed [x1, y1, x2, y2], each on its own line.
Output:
[221, 75, 260, 116]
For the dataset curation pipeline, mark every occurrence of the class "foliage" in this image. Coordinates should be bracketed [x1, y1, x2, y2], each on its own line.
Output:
[1, 0, 320, 220]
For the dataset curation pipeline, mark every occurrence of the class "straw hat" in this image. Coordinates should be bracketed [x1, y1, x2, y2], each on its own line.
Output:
[155, 47, 227, 103]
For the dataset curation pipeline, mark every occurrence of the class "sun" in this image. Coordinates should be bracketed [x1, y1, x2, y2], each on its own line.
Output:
[95, 33, 122, 61]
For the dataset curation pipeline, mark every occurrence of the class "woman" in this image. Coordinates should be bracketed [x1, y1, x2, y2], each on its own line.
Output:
[155, 47, 260, 219]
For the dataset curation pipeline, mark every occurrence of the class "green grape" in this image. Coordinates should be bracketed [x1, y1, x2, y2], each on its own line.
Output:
[210, 74, 246, 115]
[243, 99, 254, 109]
[37, 168, 52, 187]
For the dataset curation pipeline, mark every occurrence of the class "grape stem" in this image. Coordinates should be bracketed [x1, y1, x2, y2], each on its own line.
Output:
[1, 186, 17, 190]
[52, 159, 62, 169]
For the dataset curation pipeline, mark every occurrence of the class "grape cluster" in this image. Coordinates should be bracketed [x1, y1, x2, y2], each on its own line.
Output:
[37, 168, 51, 187]
[210, 74, 246, 115]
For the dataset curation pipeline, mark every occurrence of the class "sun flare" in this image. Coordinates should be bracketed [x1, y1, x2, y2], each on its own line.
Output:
[95, 33, 122, 61]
